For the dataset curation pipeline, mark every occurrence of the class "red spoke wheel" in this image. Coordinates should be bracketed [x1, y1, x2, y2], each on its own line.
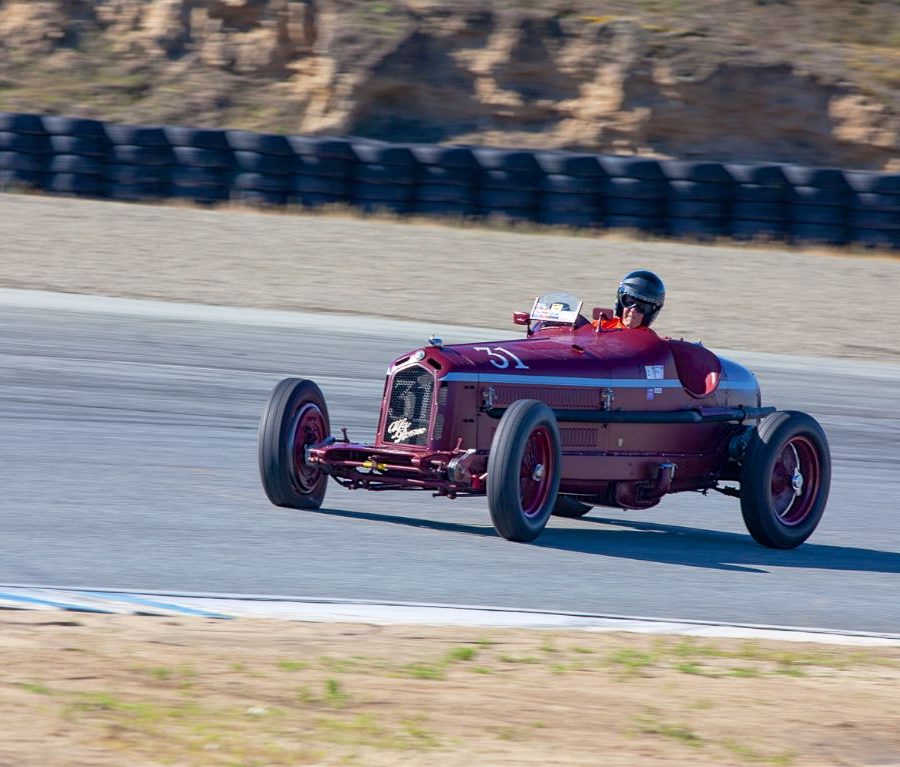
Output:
[739, 411, 831, 549]
[488, 400, 561, 542]
[258, 378, 330, 509]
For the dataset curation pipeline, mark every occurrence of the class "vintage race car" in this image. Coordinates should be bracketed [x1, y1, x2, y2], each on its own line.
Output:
[258, 290, 831, 549]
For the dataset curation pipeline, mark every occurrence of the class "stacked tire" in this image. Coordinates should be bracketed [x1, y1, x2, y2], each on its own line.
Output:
[782, 165, 850, 246]
[726, 163, 789, 241]
[845, 171, 900, 250]
[661, 160, 733, 240]
[104, 124, 173, 202]
[473, 148, 542, 222]
[227, 130, 294, 207]
[0, 112, 50, 192]
[599, 157, 665, 233]
[287, 136, 355, 209]
[350, 141, 418, 215]
[410, 145, 478, 218]
[165, 126, 233, 205]
[42, 116, 108, 198]
[534, 151, 605, 228]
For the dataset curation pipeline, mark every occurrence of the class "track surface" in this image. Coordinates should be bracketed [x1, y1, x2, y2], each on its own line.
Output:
[2, 291, 899, 633]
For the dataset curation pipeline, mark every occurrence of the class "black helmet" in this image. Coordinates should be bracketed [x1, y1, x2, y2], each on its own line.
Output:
[615, 270, 665, 327]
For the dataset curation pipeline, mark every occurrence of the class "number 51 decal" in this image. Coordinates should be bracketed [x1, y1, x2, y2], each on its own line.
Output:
[472, 346, 529, 369]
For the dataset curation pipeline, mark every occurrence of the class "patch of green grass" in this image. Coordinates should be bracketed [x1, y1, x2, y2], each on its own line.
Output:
[571, 646, 596, 654]
[470, 666, 493, 674]
[634, 713, 703, 747]
[539, 636, 560, 654]
[404, 663, 446, 680]
[728, 666, 762, 678]
[499, 654, 540, 664]
[276, 659, 310, 672]
[148, 667, 172, 681]
[17, 682, 53, 695]
[608, 649, 655, 675]
[323, 678, 349, 706]
[445, 646, 477, 663]
[722, 739, 795, 765]
[674, 661, 706, 675]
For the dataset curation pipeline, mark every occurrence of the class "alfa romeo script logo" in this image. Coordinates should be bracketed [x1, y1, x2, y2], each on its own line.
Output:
[387, 418, 427, 443]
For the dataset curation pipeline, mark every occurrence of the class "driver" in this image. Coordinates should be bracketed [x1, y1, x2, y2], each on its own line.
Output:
[597, 270, 665, 330]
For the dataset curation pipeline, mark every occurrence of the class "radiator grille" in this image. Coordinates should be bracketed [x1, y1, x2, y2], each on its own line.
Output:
[383, 365, 433, 446]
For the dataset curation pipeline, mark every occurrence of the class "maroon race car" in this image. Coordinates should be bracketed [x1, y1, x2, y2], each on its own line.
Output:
[258, 290, 831, 549]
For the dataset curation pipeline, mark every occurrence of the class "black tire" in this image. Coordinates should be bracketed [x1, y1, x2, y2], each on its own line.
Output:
[541, 174, 604, 194]
[551, 495, 592, 518]
[0, 132, 50, 154]
[602, 177, 665, 199]
[351, 142, 416, 166]
[258, 378, 330, 510]
[598, 156, 664, 180]
[163, 126, 229, 151]
[288, 135, 357, 161]
[225, 130, 293, 156]
[539, 192, 601, 213]
[41, 115, 105, 137]
[535, 151, 604, 177]
[537, 209, 600, 228]
[416, 183, 475, 203]
[790, 222, 848, 245]
[232, 172, 288, 192]
[172, 146, 234, 169]
[354, 163, 418, 184]
[409, 145, 476, 168]
[103, 124, 170, 147]
[472, 148, 540, 173]
[487, 400, 561, 542]
[105, 164, 171, 184]
[740, 411, 830, 549]
[0, 112, 46, 134]
[49, 155, 105, 175]
[109, 145, 174, 166]
[844, 172, 900, 195]
[0, 151, 47, 172]
[49, 135, 109, 157]
[478, 169, 541, 190]
[478, 188, 538, 208]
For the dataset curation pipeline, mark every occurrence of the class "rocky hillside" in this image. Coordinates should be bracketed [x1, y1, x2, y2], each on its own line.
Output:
[1, 0, 899, 169]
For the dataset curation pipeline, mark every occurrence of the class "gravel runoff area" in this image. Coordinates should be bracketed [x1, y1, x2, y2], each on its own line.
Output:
[3, 192, 899, 363]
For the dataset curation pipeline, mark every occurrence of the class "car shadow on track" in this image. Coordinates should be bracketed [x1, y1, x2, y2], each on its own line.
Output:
[540, 516, 900, 574]
[312, 506, 900, 575]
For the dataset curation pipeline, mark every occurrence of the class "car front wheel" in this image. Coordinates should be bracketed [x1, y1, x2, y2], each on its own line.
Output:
[487, 400, 562, 542]
[739, 410, 831, 549]
[258, 377, 330, 509]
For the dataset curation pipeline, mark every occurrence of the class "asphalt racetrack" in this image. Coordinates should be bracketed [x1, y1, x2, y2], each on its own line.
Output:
[2, 290, 899, 634]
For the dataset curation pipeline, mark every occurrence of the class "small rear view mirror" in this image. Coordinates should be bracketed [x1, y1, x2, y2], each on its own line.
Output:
[513, 311, 530, 326]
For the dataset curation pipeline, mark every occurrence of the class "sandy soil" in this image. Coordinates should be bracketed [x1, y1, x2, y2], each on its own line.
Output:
[4, 191, 900, 766]
[2, 193, 899, 363]
[3, 610, 900, 767]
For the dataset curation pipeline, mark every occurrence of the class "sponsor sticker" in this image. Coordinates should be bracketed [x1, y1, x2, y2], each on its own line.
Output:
[645, 365, 665, 380]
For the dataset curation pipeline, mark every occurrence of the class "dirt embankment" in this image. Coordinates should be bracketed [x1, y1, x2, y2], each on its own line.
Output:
[3, 610, 900, 767]
[1, 0, 900, 168]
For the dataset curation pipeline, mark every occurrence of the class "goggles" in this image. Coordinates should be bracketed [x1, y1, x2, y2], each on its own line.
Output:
[620, 293, 657, 315]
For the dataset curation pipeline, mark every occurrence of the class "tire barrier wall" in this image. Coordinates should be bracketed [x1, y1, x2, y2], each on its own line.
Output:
[2, 111, 900, 249]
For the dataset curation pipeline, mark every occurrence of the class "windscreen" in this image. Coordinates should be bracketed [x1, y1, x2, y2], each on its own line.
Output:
[529, 290, 584, 325]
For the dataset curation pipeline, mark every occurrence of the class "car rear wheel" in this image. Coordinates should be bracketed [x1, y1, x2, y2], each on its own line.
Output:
[552, 495, 593, 518]
[740, 411, 831, 549]
[258, 377, 330, 509]
[487, 400, 561, 542]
